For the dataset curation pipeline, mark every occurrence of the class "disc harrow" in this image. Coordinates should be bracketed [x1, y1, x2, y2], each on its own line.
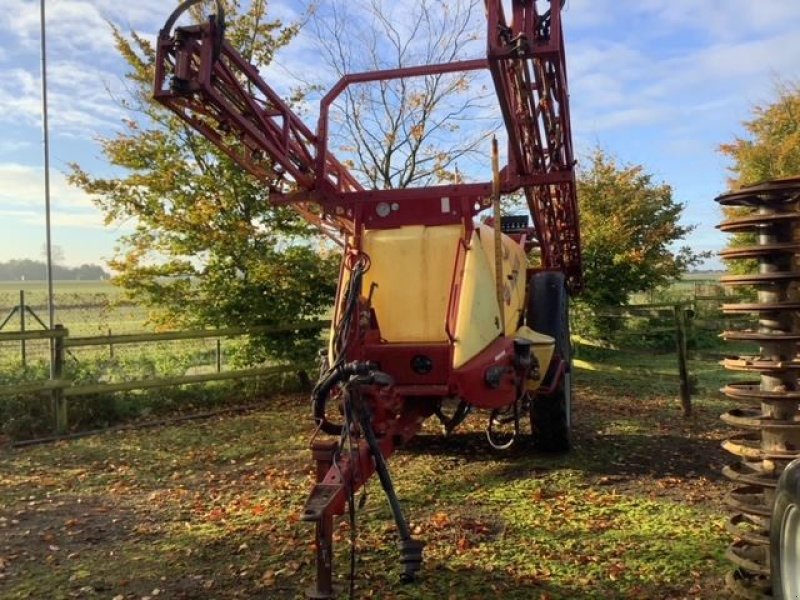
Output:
[717, 177, 800, 598]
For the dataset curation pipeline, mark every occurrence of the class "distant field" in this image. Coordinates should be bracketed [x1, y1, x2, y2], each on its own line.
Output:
[0, 280, 147, 337]
[629, 273, 729, 305]
[0, 279, 120, 302]
[0, 281, 252, 384]
[682, 271, 724, 281]
[0, 280, 155, 366]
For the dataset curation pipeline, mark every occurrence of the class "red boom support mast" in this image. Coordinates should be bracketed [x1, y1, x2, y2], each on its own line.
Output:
[153, 0, 581, 289]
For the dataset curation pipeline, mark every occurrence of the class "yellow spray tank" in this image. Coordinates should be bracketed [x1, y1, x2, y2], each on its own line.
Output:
[330, 222, 554, 391]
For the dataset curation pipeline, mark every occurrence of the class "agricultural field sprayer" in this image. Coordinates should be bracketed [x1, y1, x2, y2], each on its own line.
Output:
[153, 0, 582, 596]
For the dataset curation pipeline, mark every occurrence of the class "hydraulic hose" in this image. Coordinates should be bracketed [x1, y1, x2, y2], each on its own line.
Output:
[159, 0, 225, 60]
[160, 0, 225, 38]
[311, 361, 380, 435]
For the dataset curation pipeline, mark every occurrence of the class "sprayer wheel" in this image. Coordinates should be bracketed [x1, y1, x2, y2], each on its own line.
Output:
[527, 271, 572, 452]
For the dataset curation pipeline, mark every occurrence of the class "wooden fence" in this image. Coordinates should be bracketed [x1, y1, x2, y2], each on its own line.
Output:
[593, 302, 695, 415]
[590, 295, 749, 416]
[0, 321, 329, 434]
[0, 295, 739, 435]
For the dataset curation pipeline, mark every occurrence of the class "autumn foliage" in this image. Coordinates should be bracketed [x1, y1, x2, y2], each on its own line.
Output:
[68, 1, 338, 365]
[719, 80, 800, 187]
[717, 80, 800, 274]
[576, 149, 704, 310]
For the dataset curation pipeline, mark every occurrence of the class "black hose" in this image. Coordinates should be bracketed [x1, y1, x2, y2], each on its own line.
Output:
[160, 0, 225, 39]
[352, 390, 423, 583]
[312, 366, 345, 435]
[312, 258, 369, 435]
[311, 361, 379, 435]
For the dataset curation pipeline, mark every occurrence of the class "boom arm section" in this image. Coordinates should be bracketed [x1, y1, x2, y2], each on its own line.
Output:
[153, 2, 359, 241]
[153, 0, 581, 288]
[486, 0, 582, 291]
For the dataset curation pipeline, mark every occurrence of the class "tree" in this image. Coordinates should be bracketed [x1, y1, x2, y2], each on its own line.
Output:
[719, 80, 800, 187]
[68, 0, 339, 366]
[0, 260, 108, 281]
[576, 149, 705, 312]
[718, 81, 800, 274]
[309, 0, 497, 188]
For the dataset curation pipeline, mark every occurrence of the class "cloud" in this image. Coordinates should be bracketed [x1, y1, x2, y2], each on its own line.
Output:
[562, 0, 619, 30]
[0, 0, 165, 55]
[641, 32, 800, 101]
[0, 162, 95, 210]
[2, 0, 112, 55]
[0, 60, 129, 135]
[0, 68, 41, 124]
[632, 0, 800, 41]
[0, 206, 110, 230]
[0, 0, 163, 136]
[567, 14, 800, 138]
[0, 139, 32, 154]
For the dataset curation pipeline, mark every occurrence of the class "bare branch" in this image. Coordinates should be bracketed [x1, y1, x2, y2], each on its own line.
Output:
[309, 0, 497, 189]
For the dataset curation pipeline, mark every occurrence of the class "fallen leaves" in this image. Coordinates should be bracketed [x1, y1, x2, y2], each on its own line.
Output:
[0, 385, 732, 599]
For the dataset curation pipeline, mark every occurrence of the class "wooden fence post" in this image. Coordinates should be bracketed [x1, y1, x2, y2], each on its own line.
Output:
[51, 324, 68, 434]
[19, 290, 26, 368]
[216, 338, 222, 373]
[673, 304, 691, 417]
[108, 328, 114, 359]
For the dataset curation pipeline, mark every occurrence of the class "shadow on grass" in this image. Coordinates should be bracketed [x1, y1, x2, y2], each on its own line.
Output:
[398, 414, 728, 514]
[403, 420, 726, 476]
[571, 431, 726, 480]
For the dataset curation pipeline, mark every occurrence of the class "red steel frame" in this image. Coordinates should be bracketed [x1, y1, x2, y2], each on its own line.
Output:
[153, 0, 581, 287]
[153, 0, 581, 593]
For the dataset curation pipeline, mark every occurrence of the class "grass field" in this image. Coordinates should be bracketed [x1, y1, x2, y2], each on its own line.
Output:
[0, 280, 221, 374]
[0, 345, 734, 599]
[0, 280, 147, 337]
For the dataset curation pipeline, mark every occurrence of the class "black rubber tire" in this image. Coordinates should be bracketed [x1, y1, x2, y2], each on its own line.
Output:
[771, 457, 800, 599]
[527, 271, 571, 452]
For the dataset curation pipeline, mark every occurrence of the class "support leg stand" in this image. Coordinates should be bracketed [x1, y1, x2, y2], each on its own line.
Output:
[306, 441, 339, 600]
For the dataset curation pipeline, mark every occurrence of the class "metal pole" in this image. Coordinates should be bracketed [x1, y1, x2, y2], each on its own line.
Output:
[39, 0, 56, 367]
[491, 137, 505, 328]
[19, 290, 26, 367]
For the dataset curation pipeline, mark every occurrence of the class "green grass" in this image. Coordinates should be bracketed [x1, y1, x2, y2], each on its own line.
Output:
[0, 279, 119, 298]
[0, 347, 734, 599]
[0, 280, 147, 338]
[0, 278, 739, 597]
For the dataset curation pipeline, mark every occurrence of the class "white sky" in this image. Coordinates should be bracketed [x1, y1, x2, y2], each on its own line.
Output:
[1, 0, 800, 268]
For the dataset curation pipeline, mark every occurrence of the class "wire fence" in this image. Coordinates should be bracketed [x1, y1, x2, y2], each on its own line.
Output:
[0, 321, 330, 440]
[0, 288, 259, 384]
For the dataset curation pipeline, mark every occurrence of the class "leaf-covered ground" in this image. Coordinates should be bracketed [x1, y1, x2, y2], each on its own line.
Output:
[0, 350, 733, 599]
